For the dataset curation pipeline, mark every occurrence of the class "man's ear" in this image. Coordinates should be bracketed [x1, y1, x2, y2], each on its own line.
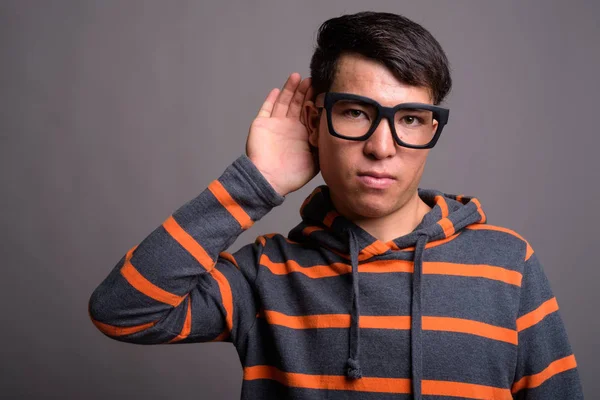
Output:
[302, 100, 321, 147]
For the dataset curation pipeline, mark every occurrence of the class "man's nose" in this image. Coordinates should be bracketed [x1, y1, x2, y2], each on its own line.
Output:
[363, 117, 397, 159]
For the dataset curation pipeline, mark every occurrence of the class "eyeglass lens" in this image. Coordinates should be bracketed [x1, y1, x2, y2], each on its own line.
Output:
[331, 99, 438, 145]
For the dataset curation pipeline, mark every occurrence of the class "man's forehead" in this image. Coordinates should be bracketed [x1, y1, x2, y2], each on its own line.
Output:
[329, 53, 433, 104]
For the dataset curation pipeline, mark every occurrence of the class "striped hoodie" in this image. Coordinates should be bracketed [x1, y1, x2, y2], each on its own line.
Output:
[89, 154, 584, 399]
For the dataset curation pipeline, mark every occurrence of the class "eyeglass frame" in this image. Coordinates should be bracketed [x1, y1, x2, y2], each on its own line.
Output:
[314, 92, 450, 149]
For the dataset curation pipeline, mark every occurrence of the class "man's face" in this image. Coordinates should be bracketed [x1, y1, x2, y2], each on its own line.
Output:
[306, 53, 434, 221]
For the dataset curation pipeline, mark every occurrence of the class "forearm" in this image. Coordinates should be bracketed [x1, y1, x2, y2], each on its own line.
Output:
[88, 154, 284, 343]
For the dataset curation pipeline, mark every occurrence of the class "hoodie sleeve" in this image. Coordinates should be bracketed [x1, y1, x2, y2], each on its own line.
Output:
[511, 251, 584, 399]
[88, 154, 284, 347]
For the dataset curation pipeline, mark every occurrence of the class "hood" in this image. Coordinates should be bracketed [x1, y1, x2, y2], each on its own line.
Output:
[288, 185, 487, 399]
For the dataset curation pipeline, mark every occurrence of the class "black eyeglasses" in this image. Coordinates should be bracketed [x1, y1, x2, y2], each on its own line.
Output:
[314, 92, 449, 149]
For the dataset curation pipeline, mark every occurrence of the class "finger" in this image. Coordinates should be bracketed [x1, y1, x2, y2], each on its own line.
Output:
[256, 88, 280, 118]
[271, 73, 301, 117]
[287, 77, 312, 118]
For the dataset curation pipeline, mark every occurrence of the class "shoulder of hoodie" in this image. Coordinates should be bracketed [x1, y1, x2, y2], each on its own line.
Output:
[462, 222, 536, 263]
[443, 193, 536, 264]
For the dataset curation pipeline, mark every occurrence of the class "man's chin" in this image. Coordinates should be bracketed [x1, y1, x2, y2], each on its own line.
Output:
[344, 196, 399, 220]
[329, 184, 403, 219]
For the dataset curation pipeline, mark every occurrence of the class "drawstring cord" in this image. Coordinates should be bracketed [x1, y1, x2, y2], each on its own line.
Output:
[345, 229, 362, 379]
[343, 227, 430, 400]
[411, 232, 429, 399]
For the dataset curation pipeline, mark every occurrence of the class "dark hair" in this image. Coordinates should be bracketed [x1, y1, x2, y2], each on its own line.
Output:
[309, 11, 452, 105]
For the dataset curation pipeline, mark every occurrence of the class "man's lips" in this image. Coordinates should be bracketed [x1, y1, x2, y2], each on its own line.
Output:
[356, 171, 396, 189]
[357, 171, 396, 179]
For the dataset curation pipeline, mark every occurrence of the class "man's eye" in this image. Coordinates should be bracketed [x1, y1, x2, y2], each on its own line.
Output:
[345, 109, 364, 118]
[402, 115, 421, 125]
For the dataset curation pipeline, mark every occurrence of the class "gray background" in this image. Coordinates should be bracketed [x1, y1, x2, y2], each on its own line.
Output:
[1, 1, 598, 398]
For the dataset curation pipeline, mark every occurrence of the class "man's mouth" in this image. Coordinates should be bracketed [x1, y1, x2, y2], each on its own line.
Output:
[357, 172, 396, 189]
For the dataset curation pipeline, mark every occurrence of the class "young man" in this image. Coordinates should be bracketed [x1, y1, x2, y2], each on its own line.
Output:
[89, 11, 584, 399]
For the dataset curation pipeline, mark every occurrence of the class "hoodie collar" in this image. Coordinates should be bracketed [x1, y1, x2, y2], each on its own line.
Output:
[290, 186, 486, 255]
[288, 185, 487, 398]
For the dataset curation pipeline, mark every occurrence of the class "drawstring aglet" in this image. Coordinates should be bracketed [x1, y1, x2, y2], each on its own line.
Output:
[346, 357, 363, 379]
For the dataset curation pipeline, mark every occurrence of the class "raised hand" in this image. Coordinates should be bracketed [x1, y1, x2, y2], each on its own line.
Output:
[246, 73, 319, 197]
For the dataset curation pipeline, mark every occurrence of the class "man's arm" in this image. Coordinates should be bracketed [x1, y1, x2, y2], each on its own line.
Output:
[511, 252, 584, 399]
[89, 73, 318, 347]
[88, 154, 284, 346]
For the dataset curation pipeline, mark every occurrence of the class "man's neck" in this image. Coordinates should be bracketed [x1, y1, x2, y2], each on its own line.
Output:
[341, 191, 432, 244]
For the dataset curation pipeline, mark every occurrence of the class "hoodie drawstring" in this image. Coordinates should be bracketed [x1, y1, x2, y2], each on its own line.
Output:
[411, 232, 429, 399]
[343, 228, 430, 400]
[345, 230, 362, 379]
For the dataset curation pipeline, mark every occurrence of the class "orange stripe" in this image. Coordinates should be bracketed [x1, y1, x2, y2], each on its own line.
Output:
[163, 215, 214, 270]
[455, 194, 464, 203]
[471, 198, 487, 223]
[208, 180, 253, 230]
[262, 309, 411, 330]
[261, 311, 515, 344]
[423, 379, 511, 399]
[516, 297, 559, 332]
[169, 298, 192, 343]
[261, 254, 351, 278]
[219, 251, 239, 269]
[260, 255, 413, 278]
[512, 354, 577, 393]
[302, 225, 324, 236]
[282, 236, 301, 245]
[361, 240, 391, 256]
[437, 217, 455, 238]
[260, 255, 519, 286]
[435, 195, 449, 218]
[255, 235, 267, 247]
[525, 246, 534, 261]
[262, 310, 351, 329]
[323, 211, 339, 228]
[423, 316, 517, 345]
[466, 224, 533, 261]
[210, 329, 230, 342]
[386, 240, 401, 250]
[244, 365, 412, 393]
[120, 248, 185, 307]
[360, 259, 413, 273]
[244, 365, 512, 398]
[263, 312, 412, 330]
[91, 317, 156, 337]
[424, 261, 523, 286]
[209, 268, 234, 334]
